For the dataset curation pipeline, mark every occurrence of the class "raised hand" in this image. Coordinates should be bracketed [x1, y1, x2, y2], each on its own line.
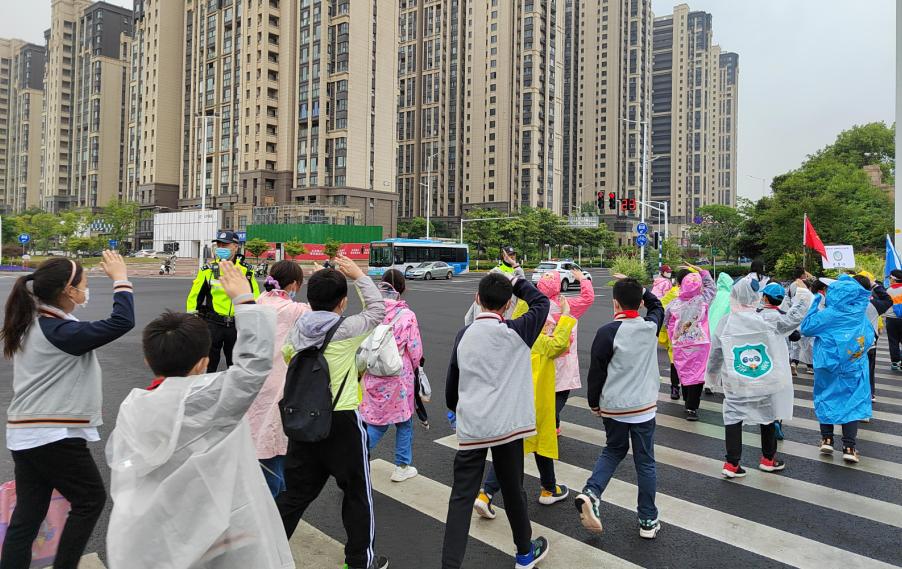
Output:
[219, 257, 253, 301]
[334, 254, 364, 281]
[100, 250, 128, 281]
[571, 268, 584, 282]
[560, 296, 571, 317]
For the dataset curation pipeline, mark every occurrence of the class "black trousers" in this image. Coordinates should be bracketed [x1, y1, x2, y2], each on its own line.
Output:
[670, 364, 680, 389]
[206, 321, 237, 373]
[276, 411, 375, 569]
[484, 452, 556, 495]
[554, 389, 570, 429]
[887, 318, 902, 363]
[725, 422, 777, 466]
[0, 438, 106, 569]
[868, 347, 876, 397]
[442, 439, 532, 569]
[682, 384, 703, 411]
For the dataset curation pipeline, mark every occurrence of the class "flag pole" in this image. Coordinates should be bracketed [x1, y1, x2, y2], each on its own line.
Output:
[802, 213, 807, 271]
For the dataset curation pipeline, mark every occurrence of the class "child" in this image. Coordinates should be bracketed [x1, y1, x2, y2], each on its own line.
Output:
[575, 278, 665, 539]
[250, 260, 311, 496]
[707, 278, 811, 478]
[800, 275, 874, 463]
[651, 265, 673, 299]
[475, 297, 576, 518]
[852, 272, 891, 401]
[660, 268, 690, 400]
[885, 269, 902, 371]
[665, 267, 716, 420]
[443, 258, 551, 569]
[0, 252, 133, 569]
[360, 269, 424, 483]
[278, 255, 388, 569]
[104, 260, 294, 568]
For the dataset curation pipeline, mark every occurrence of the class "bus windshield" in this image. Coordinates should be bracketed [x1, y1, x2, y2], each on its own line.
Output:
[369, 243, 393, 267]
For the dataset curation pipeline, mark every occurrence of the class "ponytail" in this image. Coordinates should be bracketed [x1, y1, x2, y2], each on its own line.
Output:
[1, 258, 83, 359]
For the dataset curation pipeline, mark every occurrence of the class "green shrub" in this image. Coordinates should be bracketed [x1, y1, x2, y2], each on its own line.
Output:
[772, 252, 805, 281]
[610, 256, 649, 284]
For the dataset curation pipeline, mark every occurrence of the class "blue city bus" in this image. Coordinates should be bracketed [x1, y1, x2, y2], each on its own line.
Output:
[368, 239, 470, 277]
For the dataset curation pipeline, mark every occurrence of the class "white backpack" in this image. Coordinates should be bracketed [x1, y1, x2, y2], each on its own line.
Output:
[357, 310, 406, 377]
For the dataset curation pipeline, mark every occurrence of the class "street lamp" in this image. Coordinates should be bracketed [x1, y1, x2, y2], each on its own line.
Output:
[420, 148, 441, 240]
[621, 117, 652, 262]
[746, 174, 768, 197]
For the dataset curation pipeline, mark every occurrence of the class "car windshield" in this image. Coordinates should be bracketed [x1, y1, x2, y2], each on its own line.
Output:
[537, 263, 557, 270]
[416, 263, 431, 268]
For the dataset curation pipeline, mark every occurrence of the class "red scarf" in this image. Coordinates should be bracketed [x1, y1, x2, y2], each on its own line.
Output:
[614, 310, 640, 320]
[146, 377, 166, 391]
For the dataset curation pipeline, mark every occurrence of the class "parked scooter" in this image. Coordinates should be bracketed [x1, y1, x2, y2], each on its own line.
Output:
[254, 261, 269, 278]
[159, 256, 175, 275]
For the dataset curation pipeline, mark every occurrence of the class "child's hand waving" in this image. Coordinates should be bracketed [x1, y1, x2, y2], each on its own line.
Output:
[219, 259, 253, 302]
[100, 250, 128, 281]
[560, 296, 571, 317]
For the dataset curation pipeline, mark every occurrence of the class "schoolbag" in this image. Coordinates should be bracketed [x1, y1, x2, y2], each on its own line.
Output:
[356, 310, 406, 377]
[280, 317, 349, 442]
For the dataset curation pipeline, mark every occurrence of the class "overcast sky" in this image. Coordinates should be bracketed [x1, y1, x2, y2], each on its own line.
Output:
[1, 0, 896, 201]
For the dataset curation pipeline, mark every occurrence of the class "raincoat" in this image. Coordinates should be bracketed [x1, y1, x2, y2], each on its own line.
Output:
[248, 290, 309, 460]
[512, 271, 594, 391]
[800, 276, 874, 425]
[707, 272, 735, 335]
[658, 284, 681, 361]
[106, 305, 294, 569]
[665, 271, 716, 386]
[651, 276, 673, 299]
[706, 280, 812, 425]
[359, 298, 424, 426]
[523, 315, 577, 460]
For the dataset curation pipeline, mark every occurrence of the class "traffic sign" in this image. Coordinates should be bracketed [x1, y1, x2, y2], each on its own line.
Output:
[636, 222, 649, 235]
[18, 233, 30, 245]
[636, 234, 649, 247]
[108, 239, 119, 249]
[567, 216, 599, 229]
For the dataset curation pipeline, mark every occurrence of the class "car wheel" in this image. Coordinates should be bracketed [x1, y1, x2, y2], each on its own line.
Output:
[560, 279, 569, 292]
[447, 271, 453, 280]
[425, 272, 432, 280]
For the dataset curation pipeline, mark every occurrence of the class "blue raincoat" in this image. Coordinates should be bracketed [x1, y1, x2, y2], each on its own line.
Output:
[800, 276, 874, 424]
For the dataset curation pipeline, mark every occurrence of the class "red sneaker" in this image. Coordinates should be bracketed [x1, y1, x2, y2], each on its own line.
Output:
[758, 456, 786, 472]
[721, 462, 747, 478]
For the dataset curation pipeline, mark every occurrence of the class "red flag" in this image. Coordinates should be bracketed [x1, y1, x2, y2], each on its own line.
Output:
[803, 215, 827, 259]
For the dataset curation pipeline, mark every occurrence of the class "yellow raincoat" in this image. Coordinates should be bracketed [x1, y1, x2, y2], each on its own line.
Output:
[513, 304, 576, 460]
[658, 285, 680, 361]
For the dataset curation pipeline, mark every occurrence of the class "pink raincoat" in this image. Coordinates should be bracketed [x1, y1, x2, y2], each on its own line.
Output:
[359, 299, 424, 426]
[665, 271, 716, 386]
[532, 271, 595, 391]
[651, 276, 673, 299]
[247, 290, 310, 459]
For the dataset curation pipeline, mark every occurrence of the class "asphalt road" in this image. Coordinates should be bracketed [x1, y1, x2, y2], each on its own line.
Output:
[0, 270, 899, 569]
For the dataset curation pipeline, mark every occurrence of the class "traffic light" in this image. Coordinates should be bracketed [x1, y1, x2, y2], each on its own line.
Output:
[621, 198, 637, 212]
[596, 191, 605, 211]
[653, 231, 661, 249]
[608, 192, 616, 210]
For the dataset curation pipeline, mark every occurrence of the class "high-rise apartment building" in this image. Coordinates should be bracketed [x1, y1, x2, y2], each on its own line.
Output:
[0, 38, 24, 211]
[8, 43, 47, 212]
[562, 0, 654, 226]
[651, 4, 738, 235]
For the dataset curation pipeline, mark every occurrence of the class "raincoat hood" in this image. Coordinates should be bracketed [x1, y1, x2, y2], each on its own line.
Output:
[679, 273, 703, 300]
[707, 272, 735, 334]
[537, 271, 561, 299]
[825, 275, 872, 314]
[730, 277, 761, 311]
[383, 298, 408, 319]
[717, 272, 734, 293]
[290, 310, 341, 351]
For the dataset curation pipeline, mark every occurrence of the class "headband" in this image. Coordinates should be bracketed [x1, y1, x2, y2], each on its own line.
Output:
[65, 260, 78, 288]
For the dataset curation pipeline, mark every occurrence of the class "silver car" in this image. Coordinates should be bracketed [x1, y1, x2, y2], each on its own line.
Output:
[406, 261, 454, 280]
[531, 260, 593, 291]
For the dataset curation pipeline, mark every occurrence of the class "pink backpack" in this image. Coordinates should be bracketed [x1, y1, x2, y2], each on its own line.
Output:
[0, 481, 71, 566]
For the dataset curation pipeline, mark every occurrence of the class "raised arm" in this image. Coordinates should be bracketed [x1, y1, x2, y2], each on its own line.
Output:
[533, 314, 577, 359]
[700, 270, 717, 304]
[773, 287, 813, 336]
[871, 283, 892, 315]
[567, 270, 596, 319]
[332, 256, 386, 341]
[506, 278, 551, 347]
[642, 288, 665, 334]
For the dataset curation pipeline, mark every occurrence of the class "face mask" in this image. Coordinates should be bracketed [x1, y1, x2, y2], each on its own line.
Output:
[288, 290, 297, 301]
[215, 247, 232, 260]
[71, 287, 89, 309]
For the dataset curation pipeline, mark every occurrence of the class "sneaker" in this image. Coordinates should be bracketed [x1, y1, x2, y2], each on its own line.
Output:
[670, 385, 680, 400]
[539, 484, 570, 505]
[515, 537, 550, 569]
[892, 362, 901, 372]
[686, 409, 699, 422]
[390, 465, 418, 483]
[819, 437, 834, 455]
[556, 427, 562, 437]
[704, 387, 714, 396]
[790, 364, 798, 377]
[344, 555, 390, 569]
[842, 447, 860, 464]
[774, 420, 784, 441]
[639, 518, 661, 539]
[473, 492, 496, 520]
[574, 489, 603, 534]
[759, 456, 786, 472]
[860, 417, 871, 424]
[721, 462, 747, 478]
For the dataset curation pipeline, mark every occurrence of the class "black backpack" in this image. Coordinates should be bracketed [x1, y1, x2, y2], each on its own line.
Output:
[280, 317, 350, 442]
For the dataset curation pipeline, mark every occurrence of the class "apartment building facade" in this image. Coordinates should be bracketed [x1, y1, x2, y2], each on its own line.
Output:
[8, 43, 47, 212]
[651, 4, 739, 236]
[0, 39, 23, 211]
[562, 0, 653, 230]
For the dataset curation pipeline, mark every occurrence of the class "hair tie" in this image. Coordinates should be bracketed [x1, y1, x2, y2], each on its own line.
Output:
[65, 260, 78, 288]
[264, 275, 281, 290]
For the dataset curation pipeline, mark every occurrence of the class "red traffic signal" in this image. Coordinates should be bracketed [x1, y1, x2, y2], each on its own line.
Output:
[621, 198, 637, 212]
[608, 192, 616, 210]
[596, 191, 605, 211]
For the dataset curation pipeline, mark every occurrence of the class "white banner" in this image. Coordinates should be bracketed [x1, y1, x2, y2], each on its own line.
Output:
[822, 245, 856, 269]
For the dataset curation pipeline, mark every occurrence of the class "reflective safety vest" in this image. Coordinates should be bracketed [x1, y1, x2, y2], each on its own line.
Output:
[186, 259, 261, 318]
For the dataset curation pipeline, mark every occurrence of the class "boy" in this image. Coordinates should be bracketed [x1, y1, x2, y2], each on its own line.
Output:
[443, 258, 551, 569]
[106, 260, 294, 568]
[277, 255, 387, 569]
[575, 278, 664, 539]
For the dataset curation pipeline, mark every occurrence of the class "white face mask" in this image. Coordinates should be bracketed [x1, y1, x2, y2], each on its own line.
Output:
[72, 287, 89, 309]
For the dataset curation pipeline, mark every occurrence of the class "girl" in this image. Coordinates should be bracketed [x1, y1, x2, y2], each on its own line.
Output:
[249, 260, 310, 497]
[0, 252, 134, 569]
[359, 269, 424, 482]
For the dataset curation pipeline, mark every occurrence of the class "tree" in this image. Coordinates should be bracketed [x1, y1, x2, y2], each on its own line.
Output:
[100, 201, 146, 251]
[65, 236, 95, 258]
[284, 241, 307, 258]
[0, 215, 19, 245]
[398, 217, 435, 239]
[323, 239, 343, 259]
[17, 212, 63, 254]
[688, 204, 744, 261]
[244, 238, 270, 259]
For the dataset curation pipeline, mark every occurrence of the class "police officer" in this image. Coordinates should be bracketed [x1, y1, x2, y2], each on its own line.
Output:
[186, 230, 261, 372]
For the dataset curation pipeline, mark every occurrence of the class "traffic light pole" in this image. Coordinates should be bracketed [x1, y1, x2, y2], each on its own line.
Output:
[639, 200, 669, 243]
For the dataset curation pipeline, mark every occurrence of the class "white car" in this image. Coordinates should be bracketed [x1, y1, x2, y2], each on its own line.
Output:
[532, 261, 592, 291]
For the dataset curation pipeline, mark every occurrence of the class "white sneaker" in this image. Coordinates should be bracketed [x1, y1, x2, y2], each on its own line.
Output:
[390, 465, 418, 482]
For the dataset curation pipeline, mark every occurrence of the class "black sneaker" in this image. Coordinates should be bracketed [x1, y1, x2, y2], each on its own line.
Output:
[842, 446, 860, 464]
[670, 385, 680, 400]
[704, 387, 714, 396]
[639, 518, 661, 539]
[574, 488, 603, 534]
[686, 409, 699, 421]
[345, 555, 390, 569]
[819, 437, 834, 455]
[515, 537, 550, 569]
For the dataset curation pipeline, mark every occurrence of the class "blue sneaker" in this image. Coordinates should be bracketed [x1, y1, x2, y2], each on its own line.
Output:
[447, 411, 457, 430]
[515, 537, 550, 569]
[774, 420, 784, 441]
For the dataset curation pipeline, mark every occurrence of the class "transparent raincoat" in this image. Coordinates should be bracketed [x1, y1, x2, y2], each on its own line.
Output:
[105, 306, 294, 569]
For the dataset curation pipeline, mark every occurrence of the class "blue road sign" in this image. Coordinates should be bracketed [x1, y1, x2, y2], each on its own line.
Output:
[236, 231, 247, 243]
[636, 222, 649, 235]
[637, 234, 649, 247]
[108, 239, 119, 249]
[18, 233, 30, 245]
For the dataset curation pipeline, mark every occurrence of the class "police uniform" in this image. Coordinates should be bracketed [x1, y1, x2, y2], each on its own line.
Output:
[186, 231, 261, 372]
